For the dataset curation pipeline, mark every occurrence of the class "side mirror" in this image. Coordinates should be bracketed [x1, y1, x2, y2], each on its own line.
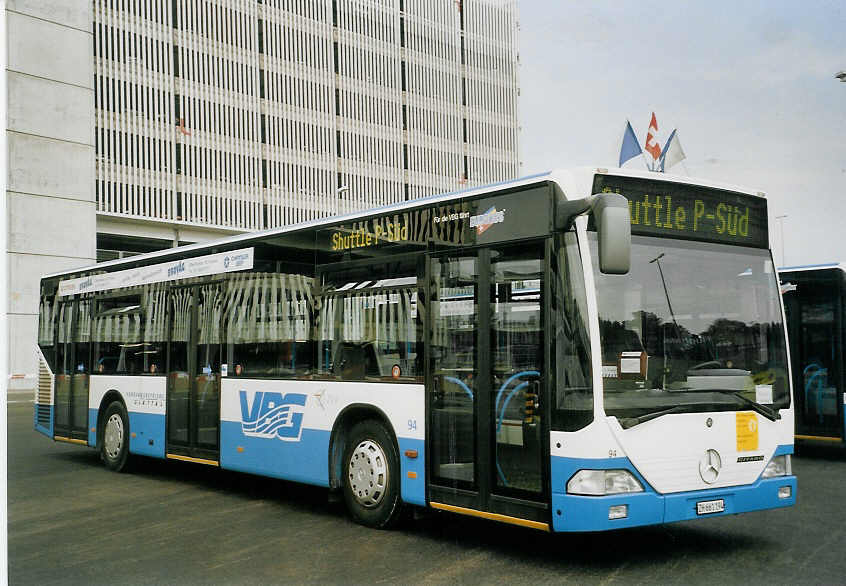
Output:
[554, 190, 631, 274]
[593, 193, 631, 274]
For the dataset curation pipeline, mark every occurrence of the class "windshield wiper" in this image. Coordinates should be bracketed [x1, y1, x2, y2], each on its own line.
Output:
[618, 404, 702, 429]
[710, 390, 780, 422]
[617, 390, 780, 429]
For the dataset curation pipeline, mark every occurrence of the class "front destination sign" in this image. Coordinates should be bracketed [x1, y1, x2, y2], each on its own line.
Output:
[592, 174, 769, 249]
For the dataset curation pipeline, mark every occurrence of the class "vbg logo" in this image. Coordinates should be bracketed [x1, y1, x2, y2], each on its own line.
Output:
[167, 261, 185, 277]
[239, 391, 307, 441]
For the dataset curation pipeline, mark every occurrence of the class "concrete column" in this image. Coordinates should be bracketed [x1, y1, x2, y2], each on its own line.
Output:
[6, 1, 95, 390]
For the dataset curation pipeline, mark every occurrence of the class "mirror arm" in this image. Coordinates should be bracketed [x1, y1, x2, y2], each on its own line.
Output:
[555, 193, 630, 229]
[554, 195, 596, 230]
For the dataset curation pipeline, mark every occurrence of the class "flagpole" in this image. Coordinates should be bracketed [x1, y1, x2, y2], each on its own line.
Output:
[644, 113, 661, 172]
[640, 119, 653, 170]
[640, 151, 651, 171]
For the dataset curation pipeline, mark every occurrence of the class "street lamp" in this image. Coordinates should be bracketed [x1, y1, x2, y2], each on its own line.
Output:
[775, 214, 788, 267]
[836, 71, 846, 82]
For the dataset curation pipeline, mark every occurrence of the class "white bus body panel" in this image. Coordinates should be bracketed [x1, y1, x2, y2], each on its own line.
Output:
[552, 410, 793, 494]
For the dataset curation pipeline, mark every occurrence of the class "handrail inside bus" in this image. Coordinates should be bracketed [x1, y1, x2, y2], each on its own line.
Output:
[444, 376, 474, 400]
[494, 371, 540, 416]
[803, 363, 827, 423]
[496, 381, 531, 434]
[495, 380, 531, 488]
[494, 371, 540, 488]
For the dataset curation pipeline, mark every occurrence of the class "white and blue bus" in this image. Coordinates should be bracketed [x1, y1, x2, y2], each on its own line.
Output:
[35, 168, 796, 532]
[779, 263, 846, 445]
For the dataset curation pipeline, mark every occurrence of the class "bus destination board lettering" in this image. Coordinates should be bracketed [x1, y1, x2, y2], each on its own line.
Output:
[592, 174, 768, 249]
[330, 221, 409, 251]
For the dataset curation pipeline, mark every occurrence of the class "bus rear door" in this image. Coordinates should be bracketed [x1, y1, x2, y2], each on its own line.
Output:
[54, 299, 90, 443]
[166, 283, 222, 464]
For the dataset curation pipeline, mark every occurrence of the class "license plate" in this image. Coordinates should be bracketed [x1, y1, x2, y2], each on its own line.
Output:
[696, 499, 725, 515]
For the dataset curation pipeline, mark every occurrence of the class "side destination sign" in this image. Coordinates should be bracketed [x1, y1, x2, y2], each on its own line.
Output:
[57, 247, 254, 297]
[592, 174, 768, 249]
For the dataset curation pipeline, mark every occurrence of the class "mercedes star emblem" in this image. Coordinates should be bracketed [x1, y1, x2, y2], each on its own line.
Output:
[699, 449, 722, 484]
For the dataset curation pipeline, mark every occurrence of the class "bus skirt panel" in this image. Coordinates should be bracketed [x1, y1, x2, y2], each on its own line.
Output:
[220, 422, 331, 487]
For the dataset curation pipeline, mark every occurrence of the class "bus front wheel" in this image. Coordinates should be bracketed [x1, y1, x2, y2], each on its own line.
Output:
[100, 401, 130, 472]
[342, 420, 402, 529]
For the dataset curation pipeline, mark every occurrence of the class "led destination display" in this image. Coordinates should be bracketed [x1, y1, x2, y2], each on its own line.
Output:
[592, 174, 769, 249]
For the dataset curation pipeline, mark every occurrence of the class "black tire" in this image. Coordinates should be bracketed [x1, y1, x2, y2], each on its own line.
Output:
[342, 419, 403, 529]
[100, 401, 131, 472]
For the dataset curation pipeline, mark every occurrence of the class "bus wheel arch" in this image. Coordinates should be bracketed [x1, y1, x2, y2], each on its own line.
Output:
[329, 405, 403, 528]
[97, 390, 131, 472]
[329, 404, 395, 489]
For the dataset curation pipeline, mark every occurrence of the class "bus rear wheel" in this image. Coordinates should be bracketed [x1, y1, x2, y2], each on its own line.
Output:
[342, 420, 402, 529]
[100, 401, 130, 472]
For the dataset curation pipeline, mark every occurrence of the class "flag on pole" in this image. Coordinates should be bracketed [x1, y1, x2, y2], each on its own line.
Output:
[644, 112, 662, 169]
[659, 129, 686, 172]
[618, 120, 643, 167]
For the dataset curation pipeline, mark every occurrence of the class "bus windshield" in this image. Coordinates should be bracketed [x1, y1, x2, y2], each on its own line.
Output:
[589, 234, 790, 428]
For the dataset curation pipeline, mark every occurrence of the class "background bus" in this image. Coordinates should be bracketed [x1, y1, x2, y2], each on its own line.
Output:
[35, 167, 796, 532]
[780, 263, 845, 444]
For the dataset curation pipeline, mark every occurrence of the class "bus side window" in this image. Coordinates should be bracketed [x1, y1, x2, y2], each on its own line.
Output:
[74, 299, 92, 374]
[552, 232, 594, 432]
[92, 285, 167, 376]
[319, 260, 422, 382]
[222, 270, 317, 379]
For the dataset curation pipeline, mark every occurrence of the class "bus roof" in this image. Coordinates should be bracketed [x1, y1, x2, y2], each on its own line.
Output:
[43, 166, 768, 280]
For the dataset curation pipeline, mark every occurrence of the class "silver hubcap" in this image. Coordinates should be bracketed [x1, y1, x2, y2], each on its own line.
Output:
[104, 413, 124, 460]
[348, 440, 388, 508]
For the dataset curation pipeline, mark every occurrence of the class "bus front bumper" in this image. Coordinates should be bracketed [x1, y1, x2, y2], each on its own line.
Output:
[550, 457, 796, 532]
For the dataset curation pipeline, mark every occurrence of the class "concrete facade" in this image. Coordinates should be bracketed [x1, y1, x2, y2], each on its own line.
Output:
[93, 0, 521, 252]
[6, 1, 96, 388]
[5, 0, 519, 386]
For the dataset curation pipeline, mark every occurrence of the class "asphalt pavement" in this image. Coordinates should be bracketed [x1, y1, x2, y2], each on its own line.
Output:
[7, 399, 846, 585]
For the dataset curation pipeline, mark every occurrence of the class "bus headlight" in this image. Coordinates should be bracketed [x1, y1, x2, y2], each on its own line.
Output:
[761, 455, 791, 478]
[567, 469, 644, 496]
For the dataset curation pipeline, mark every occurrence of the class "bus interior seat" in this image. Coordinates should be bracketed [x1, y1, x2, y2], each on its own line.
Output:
[333, 342, 382, 379]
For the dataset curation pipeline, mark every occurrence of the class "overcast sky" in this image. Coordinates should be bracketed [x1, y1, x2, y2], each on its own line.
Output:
[518, 1, 846, 267]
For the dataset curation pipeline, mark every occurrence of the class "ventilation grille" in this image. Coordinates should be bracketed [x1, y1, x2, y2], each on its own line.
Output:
[36, 349, 54, 427]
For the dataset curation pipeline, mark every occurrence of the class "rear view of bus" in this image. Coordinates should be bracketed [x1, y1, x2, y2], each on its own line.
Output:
[550, 169, 796, 531]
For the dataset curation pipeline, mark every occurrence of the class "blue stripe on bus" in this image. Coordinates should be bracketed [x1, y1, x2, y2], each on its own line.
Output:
[88, 409, 97, 446]
[778, 262, 842, 271]
[773, 444, 793, 456]
[550, 449, 796, 532]
[128, 412, 166, 459]
[220, 421, 331, 486]
[87, 409, 167, 458]
[219, 421, 426, 505]
[398, 438, 425, 506]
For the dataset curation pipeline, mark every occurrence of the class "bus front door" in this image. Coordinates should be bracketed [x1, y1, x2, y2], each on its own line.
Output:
[428, 243, 549, 528]
[166, 284, 222, 463]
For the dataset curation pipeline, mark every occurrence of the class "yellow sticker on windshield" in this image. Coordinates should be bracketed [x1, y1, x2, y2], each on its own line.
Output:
[736, 412, 759, 452]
